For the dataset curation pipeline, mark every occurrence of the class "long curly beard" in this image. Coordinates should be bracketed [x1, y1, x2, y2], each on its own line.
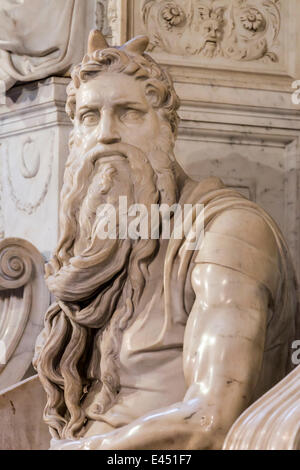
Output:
[36, 131, 178, 440]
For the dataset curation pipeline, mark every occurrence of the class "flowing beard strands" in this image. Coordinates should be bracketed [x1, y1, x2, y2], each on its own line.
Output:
[37, 140, 179, 439]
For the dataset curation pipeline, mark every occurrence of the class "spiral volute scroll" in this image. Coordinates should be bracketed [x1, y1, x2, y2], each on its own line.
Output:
[0, 243, 33, 290]
[0, 237, 50, 390]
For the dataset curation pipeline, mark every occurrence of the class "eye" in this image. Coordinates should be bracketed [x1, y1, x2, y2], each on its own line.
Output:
[80, 111, 100, 126]
[120, 108, 145, 123]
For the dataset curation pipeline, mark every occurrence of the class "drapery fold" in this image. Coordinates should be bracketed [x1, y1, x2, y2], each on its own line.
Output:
[0, 0, 90, 90]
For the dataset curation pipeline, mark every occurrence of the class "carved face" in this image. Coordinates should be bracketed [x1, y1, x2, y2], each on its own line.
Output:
[201, 18, 222, 43]
[74, 72, 161, 155]
[196, 6, 224, 56]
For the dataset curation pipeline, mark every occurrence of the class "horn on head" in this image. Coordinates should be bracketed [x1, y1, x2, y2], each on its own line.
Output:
[88, 29, 109, 54]
[122, 35, 149, 55]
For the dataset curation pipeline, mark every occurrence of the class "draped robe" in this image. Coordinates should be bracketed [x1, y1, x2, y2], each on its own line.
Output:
[0, 0, 93, 90]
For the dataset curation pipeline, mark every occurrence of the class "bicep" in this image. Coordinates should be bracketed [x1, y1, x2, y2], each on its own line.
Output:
[182, 208, 281, 419]
[183, 263, 269, 423]
[184, 262, 268, 381]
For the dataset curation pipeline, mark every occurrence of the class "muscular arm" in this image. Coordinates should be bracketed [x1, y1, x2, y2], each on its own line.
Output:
[54, 209, 280, 450]
[182, 208, 280, 448]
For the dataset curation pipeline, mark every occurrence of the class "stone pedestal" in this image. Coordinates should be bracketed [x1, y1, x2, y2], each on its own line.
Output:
[0, 78, 72, 259]
[0, 376, 50, 450]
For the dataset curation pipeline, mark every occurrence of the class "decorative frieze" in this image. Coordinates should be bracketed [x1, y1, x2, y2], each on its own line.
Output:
[142, 0, 280, 62]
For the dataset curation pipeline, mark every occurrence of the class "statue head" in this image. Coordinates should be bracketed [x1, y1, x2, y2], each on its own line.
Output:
[47, 29, 184, 286]
[37, 31, 184, 440]
[66, 30, 180, 140]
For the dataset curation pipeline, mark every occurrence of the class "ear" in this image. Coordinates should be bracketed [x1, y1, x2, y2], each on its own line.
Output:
[122, 35, 149, 55]
[88, 29, 109, 54]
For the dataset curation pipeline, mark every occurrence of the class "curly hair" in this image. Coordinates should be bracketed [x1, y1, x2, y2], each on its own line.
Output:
[66, 46, 180, 137]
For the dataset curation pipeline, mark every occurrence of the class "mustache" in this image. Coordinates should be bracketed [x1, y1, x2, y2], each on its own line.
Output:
[83, 145, 126, 164]
[79, 142, 158, 204]
[80, 142, 144, 165]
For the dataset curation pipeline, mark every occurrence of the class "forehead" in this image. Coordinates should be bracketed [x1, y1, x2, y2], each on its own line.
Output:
[76, 72, 148, 109]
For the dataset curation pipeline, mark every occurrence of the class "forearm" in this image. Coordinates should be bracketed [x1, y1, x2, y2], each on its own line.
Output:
[99, 400, 218, 450]
[52, 398, 225, 450]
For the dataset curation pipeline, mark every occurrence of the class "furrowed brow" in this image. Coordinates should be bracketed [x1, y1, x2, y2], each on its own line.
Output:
[113, 100, 148, 110]
[77, 105, 97, 113]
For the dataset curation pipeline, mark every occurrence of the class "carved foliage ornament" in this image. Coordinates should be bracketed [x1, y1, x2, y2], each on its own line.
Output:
[142, 0, 280, 62]
[161, 3, 186, 30]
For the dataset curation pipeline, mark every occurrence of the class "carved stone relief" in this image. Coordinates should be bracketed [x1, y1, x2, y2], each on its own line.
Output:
[107, 0, 119, 45]
[5, 131, 54, 215]
[0, 238, 50, 391]
[106, 0, 127, 46]
[20, 138, 41, 179]
[142, 0, 280, 62]
[95, 0, 113, 40]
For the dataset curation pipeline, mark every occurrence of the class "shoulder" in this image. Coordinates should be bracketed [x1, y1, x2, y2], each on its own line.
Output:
[205, 207, 278, 260]
[192, 207, 281, 297]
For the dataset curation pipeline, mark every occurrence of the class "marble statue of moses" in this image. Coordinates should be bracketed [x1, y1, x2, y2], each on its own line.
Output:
[34, 30, 299, 450]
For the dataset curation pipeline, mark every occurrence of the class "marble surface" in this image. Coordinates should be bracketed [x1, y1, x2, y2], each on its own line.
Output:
[132, 0, 300, 91]
[223, 364, 300, 450]
[0, 375, 50, 450]
[0, 0, 299, 451]
[31, 31, 299, 450]
[0, 0, 97, 91]
[0, 238, 50, 391]
[175, 97, 300, 289]
[142, 0, 281, 62]
[0, 77, 72, 257]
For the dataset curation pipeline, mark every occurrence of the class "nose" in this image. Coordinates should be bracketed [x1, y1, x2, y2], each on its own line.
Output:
[97, 109, 121, 145]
